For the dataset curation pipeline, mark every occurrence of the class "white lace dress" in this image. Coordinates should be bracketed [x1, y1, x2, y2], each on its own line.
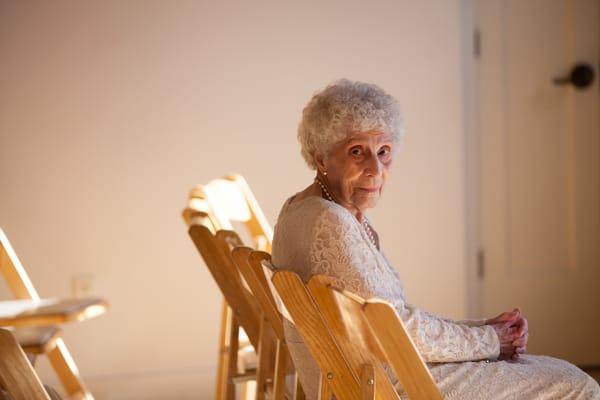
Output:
[271, 195, 600, 400]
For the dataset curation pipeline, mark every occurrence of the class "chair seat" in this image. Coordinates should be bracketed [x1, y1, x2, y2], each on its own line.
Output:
[12, 326, 62, 355]
[0, 297, 108, 327]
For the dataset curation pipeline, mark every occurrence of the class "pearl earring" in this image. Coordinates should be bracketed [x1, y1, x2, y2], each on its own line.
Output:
[323, 170, 327, 176]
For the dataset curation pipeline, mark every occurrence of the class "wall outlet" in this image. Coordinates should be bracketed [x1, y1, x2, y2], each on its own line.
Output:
[71, 273, 94, 298]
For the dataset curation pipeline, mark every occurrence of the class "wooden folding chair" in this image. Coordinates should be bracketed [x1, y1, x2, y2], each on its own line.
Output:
[269, 268, 377, 399]
[183, 196, 259, 399]
[0, 228, 108, 400]
[0, 328, 51, 400]
[231, 248, 305, 400]
[187, 218, 266, 400]
[306, 275, 443, 400]
[183, 175, 277, 400]
[214, 233, 293, 400]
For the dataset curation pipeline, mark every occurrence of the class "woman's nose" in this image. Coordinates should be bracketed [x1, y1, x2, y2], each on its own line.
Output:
[364, 154, 383, 176]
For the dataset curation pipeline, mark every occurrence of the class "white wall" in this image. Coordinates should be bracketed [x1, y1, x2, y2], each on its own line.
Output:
[0, 1, 470, 398]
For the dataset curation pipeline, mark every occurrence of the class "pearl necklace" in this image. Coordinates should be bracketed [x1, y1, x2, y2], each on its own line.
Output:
[314, 178, 377, 248]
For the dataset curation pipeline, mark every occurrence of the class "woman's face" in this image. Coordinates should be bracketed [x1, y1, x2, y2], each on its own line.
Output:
[316, 130, 394, 216]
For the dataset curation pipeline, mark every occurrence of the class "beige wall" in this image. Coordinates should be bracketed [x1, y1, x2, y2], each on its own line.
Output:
[0, 1, 470, 398]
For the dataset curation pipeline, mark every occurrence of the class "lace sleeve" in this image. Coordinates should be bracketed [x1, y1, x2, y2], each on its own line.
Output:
[399, 304, 500, 362]
[457, 318, 487, 327]
[421, 309, 487, 327]
[308, 205, 500, 363]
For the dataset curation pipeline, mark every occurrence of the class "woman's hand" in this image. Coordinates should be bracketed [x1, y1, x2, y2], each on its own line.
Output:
[487, 308, 529, 360]
[509, 313, 528, 358]
[485, 308, 521, 325]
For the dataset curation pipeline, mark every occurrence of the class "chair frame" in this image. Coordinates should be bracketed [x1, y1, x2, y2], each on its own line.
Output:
[182, 174, 274, 400]
[188, 220, 266, 400]
[184, 174, 306, 399]
[269, 268, 365, 399]
[270, 267, 444, 399]
[184, 201, 251, 398]
[232, 248, 306, 400]
[306, 275, 400, 400]
[0, 229, 104, 400]
[306, 274, 443, 400]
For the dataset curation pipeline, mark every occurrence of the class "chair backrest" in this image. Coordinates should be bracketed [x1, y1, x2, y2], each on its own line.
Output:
[0, 328, 51, 400]
[0, 228, 40, 301]
[187, 222, 261, 349]
[270, 269, 364, 399]
[186, 174, 273, 252]
[231, 249, 285, 342]
[181, 187, 221, 232]
[306, 275, 400, 400]
[307, 276, 443, 400]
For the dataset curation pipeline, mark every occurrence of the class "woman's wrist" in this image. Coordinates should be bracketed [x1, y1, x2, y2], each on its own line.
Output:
[485, 324, 502, 360]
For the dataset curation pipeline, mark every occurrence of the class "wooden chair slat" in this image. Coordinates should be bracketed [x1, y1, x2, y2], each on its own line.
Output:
[363, 301, 443, 400]
[188, 224, 260, 349]
[214, 230, 263, 346]
[308, 272, 443, 399]
[233, 248, 285, 341]
[0, 328, 51, 400]
[307, 275, 399, 400]
[360, 364, 375, 400]
[271, 270, 362, 399]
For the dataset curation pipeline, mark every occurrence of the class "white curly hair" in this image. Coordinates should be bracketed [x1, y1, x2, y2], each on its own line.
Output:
[298, 79, 404, 170]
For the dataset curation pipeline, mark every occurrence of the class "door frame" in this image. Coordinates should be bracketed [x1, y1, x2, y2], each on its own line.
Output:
[461, 0, 482, 319]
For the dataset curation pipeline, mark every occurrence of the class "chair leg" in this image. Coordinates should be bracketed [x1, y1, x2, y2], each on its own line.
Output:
[293, 374, 306, 400]
[318, 373, 332, 400]
[360, 364, 375, 400]
[254, 317, 271, 400]
[241, 381, 256, 400]
[272, 340, 287, 400]
[46, 338, 93, 400]
[216, 301, 232, 400]
[226, 318, 240, 400]
[240, 381, 248, 400]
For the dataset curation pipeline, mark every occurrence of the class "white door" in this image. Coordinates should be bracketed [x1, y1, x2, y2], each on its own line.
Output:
[474, 0, 600, 365]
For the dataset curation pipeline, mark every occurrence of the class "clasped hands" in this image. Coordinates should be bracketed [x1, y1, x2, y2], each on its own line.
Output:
[486, 308, 529, 361]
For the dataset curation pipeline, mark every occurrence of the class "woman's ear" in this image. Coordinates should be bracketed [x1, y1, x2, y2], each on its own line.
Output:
[313, 151, 326, 173]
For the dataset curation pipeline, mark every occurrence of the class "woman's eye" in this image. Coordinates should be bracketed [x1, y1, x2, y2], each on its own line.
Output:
[378, 146, 391, 157]
[350, 147, 362, 156]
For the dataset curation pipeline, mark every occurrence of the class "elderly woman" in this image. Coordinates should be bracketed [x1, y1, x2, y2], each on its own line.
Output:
[271, 79, 600, 399]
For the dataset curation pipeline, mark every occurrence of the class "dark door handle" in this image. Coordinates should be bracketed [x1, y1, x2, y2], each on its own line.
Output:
[553, 63, 595, 89]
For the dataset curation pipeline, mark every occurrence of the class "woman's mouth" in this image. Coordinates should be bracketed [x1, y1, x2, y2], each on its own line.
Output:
[358, 187, 380, 193]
